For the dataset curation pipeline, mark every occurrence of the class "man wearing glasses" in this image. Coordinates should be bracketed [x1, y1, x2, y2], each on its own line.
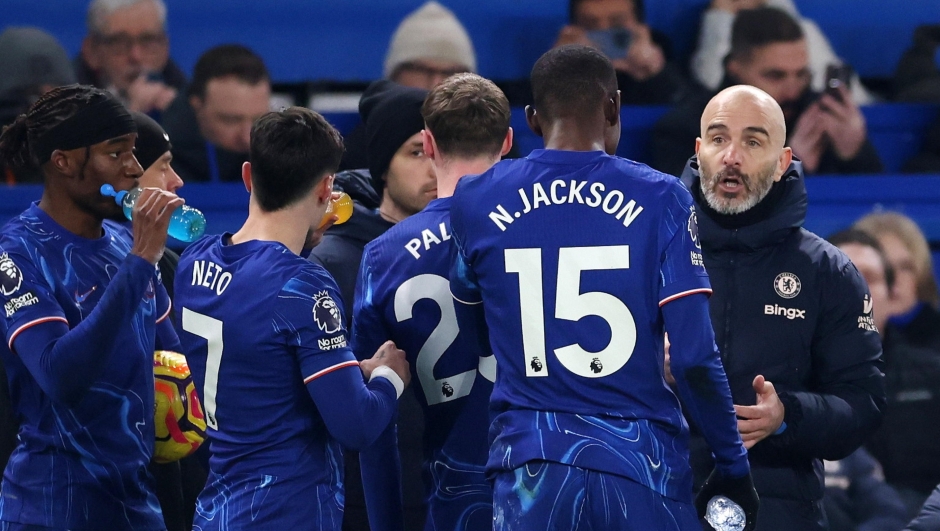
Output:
[77, 0, 186, 116]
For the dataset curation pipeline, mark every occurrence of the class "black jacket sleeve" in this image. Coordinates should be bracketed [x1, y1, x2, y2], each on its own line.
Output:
[768, 261, 885, 461]
[906, 484, 940, 531]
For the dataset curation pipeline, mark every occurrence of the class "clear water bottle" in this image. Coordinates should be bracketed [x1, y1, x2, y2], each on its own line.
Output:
[100, 184, 206, 242]
[705, 496, 746, 531]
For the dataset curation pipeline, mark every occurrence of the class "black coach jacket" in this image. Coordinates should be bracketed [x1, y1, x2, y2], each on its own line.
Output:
[680, 158, 886, 503]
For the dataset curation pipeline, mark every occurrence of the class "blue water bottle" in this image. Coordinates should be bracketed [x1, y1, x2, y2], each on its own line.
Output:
[100, 184, 206, 242]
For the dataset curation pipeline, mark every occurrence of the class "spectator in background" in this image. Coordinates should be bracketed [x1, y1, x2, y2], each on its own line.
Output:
[0, 27, 77, 185]
[894, 24, 940, 102]
[310, 80, 433, 531]
[384, 1, 476, 91]
[162, 45, 270, 183]
[895, 25, 940, 173]
[77, 0, 185, 116]
[690, 0, 874, 104]
[552, 0, 691, 104]
[340, 1, 475, 171]
[653, 7, 882, 177]
[854, 212, 940, 518]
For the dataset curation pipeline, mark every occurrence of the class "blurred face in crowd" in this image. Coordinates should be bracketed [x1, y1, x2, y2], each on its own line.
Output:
[876, 232, 920, 316]
[572, 0, 637, 30]
[726, 39, 812, 122]
[696, 86, 791, 215]
[838, 242, 893, 333]
[139, 152, 183, 193]
[190, 76, 271, 154]
[392, 60, 468, 91]
[383, 132, 437, 217]
[82, 0, 169, 91]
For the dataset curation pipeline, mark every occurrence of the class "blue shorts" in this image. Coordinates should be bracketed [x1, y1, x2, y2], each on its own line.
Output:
[425, 463, 491, 531]
[193, 472, 343, 531]
[493, 461, 700, 531]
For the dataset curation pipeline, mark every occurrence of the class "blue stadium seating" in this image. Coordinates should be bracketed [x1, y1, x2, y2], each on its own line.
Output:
[4, 0, 937, 83]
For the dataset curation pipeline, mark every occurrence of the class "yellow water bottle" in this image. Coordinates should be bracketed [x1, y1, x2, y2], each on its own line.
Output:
[319, 192, 354, 229]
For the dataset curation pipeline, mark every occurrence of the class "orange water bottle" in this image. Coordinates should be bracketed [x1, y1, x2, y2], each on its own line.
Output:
[319, 192, 354, 229]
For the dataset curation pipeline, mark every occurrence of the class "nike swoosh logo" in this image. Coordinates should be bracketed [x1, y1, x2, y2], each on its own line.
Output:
[74, 286, 97, 303]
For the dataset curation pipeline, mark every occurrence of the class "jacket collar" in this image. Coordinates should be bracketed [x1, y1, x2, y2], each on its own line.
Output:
[680, 156, 808, 253]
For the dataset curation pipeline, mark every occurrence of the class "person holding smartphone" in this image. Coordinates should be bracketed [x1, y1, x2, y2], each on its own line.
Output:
[653, 7, 883, 177]
[552, 0, 691, 104]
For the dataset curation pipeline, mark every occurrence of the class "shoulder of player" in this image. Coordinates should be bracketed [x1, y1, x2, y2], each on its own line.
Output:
[795, 229, 857, 281]
[288, 259, 342, 295]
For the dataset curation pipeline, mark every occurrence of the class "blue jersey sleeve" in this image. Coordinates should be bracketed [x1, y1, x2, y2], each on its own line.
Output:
[351, 246, 391, 361]
[276, 271, 399, 450]
[664, 293, 750, 479]
[2, 250, 156, 405]
[658, 184, 712, 306]
[154, 279, 181, 352]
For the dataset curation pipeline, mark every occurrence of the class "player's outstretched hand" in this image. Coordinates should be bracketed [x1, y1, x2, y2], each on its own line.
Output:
[360, 341, 411, 388]
[695, 468, 759, 531]
[131, 188, 185, 265]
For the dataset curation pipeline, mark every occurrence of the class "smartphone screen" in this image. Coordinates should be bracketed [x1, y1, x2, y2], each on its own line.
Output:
[586, 28, 632, 60]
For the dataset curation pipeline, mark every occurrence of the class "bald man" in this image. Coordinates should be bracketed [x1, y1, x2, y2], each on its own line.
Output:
[678, 85, 886, 530]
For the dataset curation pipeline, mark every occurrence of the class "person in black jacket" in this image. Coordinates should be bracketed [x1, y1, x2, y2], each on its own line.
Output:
[680, 85, 885, 530]
[309, 80, 434, 531]
[654, 7, 883, 178]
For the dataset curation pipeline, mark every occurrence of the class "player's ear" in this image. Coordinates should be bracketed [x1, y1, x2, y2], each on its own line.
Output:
[695, 137, 702, 156]
[500, 127, 514, 157]
[48, 148, 79, 178]
[605, 90, 621, 128]
[241, 161, 252, 193]
[422, 129, 437, 161]
[525, 106, 543, 138]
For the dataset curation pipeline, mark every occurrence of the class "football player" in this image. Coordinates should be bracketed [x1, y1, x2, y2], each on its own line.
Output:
[174, 107, 410, 530]
[353, 73, 512, 531]
[448, 45, 758, 530]
[0, 85, 182, 530]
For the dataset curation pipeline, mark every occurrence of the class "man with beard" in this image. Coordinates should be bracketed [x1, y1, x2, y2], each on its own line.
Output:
[678, 85, 885, 531]
[653, 6, 882, 178]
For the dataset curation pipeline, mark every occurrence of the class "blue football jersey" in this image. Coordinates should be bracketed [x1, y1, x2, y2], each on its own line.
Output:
[0, 203, 169, 530]
[176, 235, 358, 529]
[450, 150, 711, 502]
[354, 197, 494, 530]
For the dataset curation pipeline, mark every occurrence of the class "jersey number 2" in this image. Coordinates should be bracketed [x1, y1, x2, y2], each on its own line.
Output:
[395, 274, 494, 405]
[505, 245, 637, 378]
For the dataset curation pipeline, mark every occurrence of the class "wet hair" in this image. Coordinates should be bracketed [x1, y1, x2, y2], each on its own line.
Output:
[728, 7, 804, 63]
[530, 44, 617, 123]
[421, 73, 510, 160]
[188, 44, 269, 100]
[0, 84, 111, 172]
[249, 107, 344, 212]
[828, 228, 896, 292]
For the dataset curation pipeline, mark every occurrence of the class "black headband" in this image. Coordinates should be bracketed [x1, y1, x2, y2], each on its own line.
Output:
[33, 95, 136, 164]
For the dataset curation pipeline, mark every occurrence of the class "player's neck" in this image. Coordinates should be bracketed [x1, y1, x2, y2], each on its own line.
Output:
[231, 200, 312, 255]
[541, 119, 607, 153]
[38, 189, 105, 240]
[435, 156, 497, 198]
